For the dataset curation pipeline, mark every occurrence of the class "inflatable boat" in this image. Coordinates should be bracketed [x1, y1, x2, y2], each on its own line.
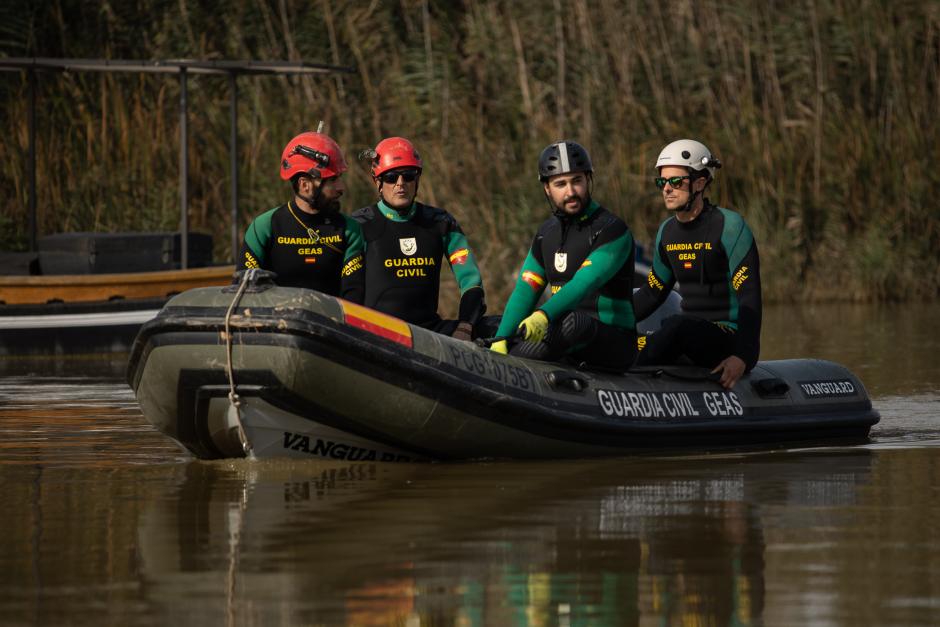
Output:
[126, 271, 880, 461]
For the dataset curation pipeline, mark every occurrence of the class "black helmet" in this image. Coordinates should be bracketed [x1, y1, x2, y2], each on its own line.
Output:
[538, 140, 593, 182]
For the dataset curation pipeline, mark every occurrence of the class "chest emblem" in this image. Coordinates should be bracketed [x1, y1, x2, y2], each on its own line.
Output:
[554, 252, 568, 273]
[400, 237, 418, 256]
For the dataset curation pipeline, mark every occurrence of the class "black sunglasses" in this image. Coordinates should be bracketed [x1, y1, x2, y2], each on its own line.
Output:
[654, 175, 691, 190]
[379, 169, 419, 185]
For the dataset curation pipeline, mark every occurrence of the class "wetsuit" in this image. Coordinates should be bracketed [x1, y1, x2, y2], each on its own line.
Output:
[634, 201, 761, 370]
[496, 200, 637, 370]
[240, 201, 365, 302]
[352, 200, 491, 335]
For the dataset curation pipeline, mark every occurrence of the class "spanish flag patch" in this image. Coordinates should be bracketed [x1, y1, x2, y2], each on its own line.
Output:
[449, 248, 469, 265]
[580, 259, 592, 268]
[522, 271, 545, 291]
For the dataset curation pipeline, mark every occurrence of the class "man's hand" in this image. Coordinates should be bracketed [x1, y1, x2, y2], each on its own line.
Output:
[490, 339, 508, 355]
[518, 310, 549, 343]
[712, 355, 746, 389]
[452, 321, 473, 341]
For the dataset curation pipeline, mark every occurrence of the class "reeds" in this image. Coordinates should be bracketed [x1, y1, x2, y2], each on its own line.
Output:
[1, 0, 938, 304]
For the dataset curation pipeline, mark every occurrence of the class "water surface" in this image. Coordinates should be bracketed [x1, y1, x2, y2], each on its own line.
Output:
[0, 303, 937, 626]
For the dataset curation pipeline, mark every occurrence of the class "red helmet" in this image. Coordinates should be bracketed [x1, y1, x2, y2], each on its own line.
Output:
[370, 137, 422, 177]
[280, 131, 347, 181]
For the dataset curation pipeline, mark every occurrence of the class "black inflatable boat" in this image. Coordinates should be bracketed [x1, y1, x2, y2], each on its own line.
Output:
[127, 271, 880, 461]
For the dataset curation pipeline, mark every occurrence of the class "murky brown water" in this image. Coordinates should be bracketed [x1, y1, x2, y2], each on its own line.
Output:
[0, 303, 938, 626]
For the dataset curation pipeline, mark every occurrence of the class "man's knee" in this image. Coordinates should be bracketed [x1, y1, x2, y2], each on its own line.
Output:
[473, 315, 502, 340]
[636, 315, 690, 365]
[558, 311, 597, 347]
[509, 339, 551, 360]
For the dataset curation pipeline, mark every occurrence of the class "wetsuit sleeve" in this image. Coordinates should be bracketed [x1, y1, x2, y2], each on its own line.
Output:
[239, 208, 276, 270]
[340, 216, 366, 304]
[443, 222, 486, 324]
[540, 228, 633, 322]
[495, 247, 546, 338]
[633, 220, 676, 321]
[722, 214, 762, 369]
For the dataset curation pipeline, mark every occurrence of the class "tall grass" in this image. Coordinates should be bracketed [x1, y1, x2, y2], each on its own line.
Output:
[1, 0, 938, 304]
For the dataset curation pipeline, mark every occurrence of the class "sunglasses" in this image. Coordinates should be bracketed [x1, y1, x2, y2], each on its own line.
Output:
[654, 175, 691, 190]
[379, 169, 419, 185]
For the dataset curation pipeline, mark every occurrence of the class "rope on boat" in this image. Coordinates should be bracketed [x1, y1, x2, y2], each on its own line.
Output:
[224, 268, 255, 458]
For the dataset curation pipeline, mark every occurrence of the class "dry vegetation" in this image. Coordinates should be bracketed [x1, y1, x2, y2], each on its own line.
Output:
[1, 0, 938, 304]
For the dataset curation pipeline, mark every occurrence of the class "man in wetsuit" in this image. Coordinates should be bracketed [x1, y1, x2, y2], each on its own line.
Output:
[490, 141, 637, 371]
[634, 139, 762, 389]
[240, 131, 365, 302]
[352, 137, 491, 341]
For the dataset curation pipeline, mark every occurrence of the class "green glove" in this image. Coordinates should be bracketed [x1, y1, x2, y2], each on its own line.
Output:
[490, 339, 508, 354]
[518, 310, 549, 343]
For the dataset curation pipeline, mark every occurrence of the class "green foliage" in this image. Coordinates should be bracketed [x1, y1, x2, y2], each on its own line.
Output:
[1, 0, 938, 302]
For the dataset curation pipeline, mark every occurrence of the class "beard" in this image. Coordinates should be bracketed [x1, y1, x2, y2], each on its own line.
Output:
[316, 197, 342, 214]
[564, 193, 585, 210]
[553, 191, 590, 216]
[300, 190, 341, 214]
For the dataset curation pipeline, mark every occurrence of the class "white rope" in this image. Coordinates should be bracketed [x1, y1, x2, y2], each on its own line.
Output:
[224, 269, 255, 457]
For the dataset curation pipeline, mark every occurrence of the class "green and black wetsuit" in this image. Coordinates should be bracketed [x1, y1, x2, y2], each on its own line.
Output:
[634, 201, 761, 370]
[496, 201, 637, 369]
[352, 200, 488, 334]
[240, 201, 365, 302]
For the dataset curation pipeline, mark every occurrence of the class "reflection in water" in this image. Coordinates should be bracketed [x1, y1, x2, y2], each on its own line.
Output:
[0, 376, 185, 467]
[129, 453, 881, 626]
[1, 299, 939, 626]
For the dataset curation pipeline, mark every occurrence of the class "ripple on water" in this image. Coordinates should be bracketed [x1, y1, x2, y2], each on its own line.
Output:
[0, 377, 187, 467]
[868, 392, 940, 449]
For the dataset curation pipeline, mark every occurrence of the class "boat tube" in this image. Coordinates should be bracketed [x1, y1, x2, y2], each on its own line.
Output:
[127, 271, 879, 462]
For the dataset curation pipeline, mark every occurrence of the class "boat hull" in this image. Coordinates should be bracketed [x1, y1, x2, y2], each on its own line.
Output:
[127, 278, 879, 462]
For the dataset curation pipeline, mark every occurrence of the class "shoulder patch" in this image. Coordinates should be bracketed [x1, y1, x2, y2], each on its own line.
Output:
[421, 203, 451, 223]
[421, 203, 460, 235]
[351, 205, 376, 223]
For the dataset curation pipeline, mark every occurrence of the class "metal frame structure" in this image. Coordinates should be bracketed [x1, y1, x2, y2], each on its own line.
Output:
[0, 58, 355, 267]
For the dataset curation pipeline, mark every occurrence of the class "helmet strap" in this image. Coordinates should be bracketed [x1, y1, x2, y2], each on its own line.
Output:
[675, 171, 708, 213]
[676, 191, 698, 213]
[296, 175, 321, 210]
[297, 175, 339, 214]
[543, 189, 561, 217]
[297, 188, 322, 211]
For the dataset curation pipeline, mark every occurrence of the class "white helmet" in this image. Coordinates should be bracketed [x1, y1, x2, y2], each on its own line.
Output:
[655, 139, 721, 178]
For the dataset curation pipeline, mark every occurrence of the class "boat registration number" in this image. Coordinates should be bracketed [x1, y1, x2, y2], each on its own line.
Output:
[448, 345, 536, 391]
